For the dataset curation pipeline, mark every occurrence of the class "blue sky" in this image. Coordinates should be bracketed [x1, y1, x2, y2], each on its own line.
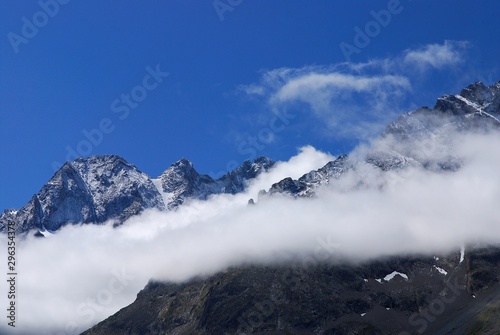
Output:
[1, 0, 499, 211]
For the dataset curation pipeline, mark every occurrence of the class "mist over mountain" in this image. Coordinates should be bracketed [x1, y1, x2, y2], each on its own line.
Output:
[1, 81, 500, 335]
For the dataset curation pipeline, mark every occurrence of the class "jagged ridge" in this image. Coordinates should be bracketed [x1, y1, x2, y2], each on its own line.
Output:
[159, 156, 274, 210]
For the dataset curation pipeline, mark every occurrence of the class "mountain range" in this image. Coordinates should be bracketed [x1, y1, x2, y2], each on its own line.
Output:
[2, 82, 499, 236]
[2, 81, 500, 334]
[0, 154, 274, 235]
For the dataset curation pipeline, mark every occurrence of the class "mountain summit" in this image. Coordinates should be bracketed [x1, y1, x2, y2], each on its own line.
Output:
[0, 155, 164, 235]
[159, 156, 274, 210]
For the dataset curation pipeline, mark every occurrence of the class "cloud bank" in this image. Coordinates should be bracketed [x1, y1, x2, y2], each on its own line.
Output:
[1, 128, 499, 335]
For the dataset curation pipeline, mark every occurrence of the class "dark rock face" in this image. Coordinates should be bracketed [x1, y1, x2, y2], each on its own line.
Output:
[80, 246, 500, 335]
[160, 158, 223, 210]
[269, 155, 351, 197]
[160, 156, 274, 209]
[218, 156, 275, 194]
[434, 82, 500, 119]
[419, 82, 499, 131]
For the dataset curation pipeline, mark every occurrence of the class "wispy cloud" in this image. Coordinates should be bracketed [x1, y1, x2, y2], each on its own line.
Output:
[239, 41, 469, 141]
[271, 72, 410, 104]
[240, 66, 412, 140]
[403, 40, 469, 71]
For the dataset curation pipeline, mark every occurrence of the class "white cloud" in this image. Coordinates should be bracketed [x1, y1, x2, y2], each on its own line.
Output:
[403, 40, 469, 70]
[238, 83, 265, 96]
[272, 72, 410, 104]
[1, 129, 500, 335]
[241, 65, 411, 140]
[237, 41, 469, 141]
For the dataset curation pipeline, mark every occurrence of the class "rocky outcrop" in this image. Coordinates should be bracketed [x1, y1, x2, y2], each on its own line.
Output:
[0, 155, 165, 235]
[159, 156, 274, 210]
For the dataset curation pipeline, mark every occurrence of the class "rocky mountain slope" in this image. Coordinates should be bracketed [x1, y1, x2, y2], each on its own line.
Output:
[0, 156, 274, 235]
[159, 156, 274, 210]
[0, 155, 165, 235]
[81, 246, 500, 335]
[267, 154, 351, 197]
